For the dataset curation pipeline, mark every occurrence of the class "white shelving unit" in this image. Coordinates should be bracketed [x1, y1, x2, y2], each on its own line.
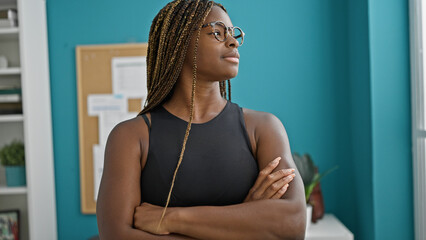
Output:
[0, 27, 18, 34]
[0, 114, 23, 122]
[0, 186, 27, 195]
[0, 0, 57, 239]
[0, 67, 20, 75]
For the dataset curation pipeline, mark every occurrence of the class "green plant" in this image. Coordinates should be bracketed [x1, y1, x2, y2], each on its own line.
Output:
[292, 153, 338, 203]
[0, 140, 25, 166]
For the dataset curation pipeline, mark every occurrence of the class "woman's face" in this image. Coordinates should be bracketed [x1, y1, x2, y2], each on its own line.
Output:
[183, 5, 240, 82]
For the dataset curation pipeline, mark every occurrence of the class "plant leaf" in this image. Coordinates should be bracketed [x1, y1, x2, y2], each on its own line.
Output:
[305, 165, 339, 202]
[292, 153, 315, 185]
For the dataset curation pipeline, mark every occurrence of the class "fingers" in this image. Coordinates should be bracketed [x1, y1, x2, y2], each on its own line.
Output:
[245, 156, 297, 202]
[251, 157, 282, 190]
[264, 173, 295, 199]
[271, 183, 289, 199]
[256, 167, 295, 195]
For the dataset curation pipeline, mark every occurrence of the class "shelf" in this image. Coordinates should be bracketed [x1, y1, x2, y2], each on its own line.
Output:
[0, 67, 20, 75]
[0, 27, 18, 40]
[0, 114, 23, 122]
[0, 0, 17, 7]
[0, 27, 18, 35]
[0, 186, 27, 195]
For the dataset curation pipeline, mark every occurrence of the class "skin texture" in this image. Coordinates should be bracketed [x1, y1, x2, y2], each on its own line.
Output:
[96, 5, 306, 240]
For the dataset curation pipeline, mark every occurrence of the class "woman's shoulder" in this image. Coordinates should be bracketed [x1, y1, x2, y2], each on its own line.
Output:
[106, 113, 151, 168]
[113, 114, 148, 133]
[240, 107, 282, 129]
[107, 113, 150, 144]
[239, 107, 285, 156]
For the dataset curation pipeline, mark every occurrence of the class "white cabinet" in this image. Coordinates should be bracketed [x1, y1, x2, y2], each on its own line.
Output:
[306, 214, 354, 240]
[0, 0, 57, 239]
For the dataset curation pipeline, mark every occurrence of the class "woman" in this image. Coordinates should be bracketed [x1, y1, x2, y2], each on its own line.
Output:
[96, 0, 306, 239]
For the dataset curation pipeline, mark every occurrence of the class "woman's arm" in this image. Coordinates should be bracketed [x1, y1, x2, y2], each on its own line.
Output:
[167, 199, 304, 240]
[135, 112, 306, 240]
[96, 117, 196, 240]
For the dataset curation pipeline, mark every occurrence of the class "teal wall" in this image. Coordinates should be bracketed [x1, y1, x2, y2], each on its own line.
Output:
[368, 0, 413, 239]
[46, 0, 413, 239]
[346, 0, 375, 239]
[46, 1, 165, 239]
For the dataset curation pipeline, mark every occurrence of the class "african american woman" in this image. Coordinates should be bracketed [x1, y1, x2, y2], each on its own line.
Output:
[96, 0, 306, 239]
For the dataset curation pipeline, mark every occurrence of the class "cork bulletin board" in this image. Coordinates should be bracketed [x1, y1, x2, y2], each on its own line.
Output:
[76, 43, 148, 214]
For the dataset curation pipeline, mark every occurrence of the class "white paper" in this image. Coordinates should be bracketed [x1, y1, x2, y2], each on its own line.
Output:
[112, 56, 147, 99]
[87, 94, 127, 116]
[98, 111, 138, 146]
[93, 144, 105, 201]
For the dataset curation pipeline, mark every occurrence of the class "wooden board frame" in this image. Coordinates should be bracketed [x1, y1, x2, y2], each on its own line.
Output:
[76, 43, 148, 214]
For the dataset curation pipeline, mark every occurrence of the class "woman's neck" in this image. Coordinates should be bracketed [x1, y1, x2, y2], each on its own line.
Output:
[163, 77, 228, 123]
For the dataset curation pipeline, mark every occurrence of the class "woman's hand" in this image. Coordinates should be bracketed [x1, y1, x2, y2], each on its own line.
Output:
[134, 202, 171, 235]
[244, 157, 296, 202]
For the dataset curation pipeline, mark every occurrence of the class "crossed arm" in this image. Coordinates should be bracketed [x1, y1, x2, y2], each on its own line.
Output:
[96, 111, 306, 240]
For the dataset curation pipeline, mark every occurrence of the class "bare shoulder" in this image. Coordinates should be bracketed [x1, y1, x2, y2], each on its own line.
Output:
[240, 108, 285, 157]
[241, 107, 293, 174]
[105, 113, 151, 168]
[109, 114, 148, 141]
[241, 108, 284, 133]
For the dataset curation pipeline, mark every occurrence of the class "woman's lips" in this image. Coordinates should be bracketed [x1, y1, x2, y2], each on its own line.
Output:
[223, 57, 239, 63]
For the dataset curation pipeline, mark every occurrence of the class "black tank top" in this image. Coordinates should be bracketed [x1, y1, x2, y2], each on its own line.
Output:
[140, 101, 259, 207]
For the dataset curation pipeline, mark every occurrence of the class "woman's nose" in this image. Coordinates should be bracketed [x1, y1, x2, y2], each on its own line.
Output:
[225, 34, 239, 48]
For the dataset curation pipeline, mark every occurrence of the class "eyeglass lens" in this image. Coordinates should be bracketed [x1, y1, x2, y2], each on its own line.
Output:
[212, 22, 244, 45]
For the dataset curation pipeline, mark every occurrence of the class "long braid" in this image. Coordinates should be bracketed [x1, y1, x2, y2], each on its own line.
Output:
[227, 79, 231, 101]
[156, 2, 213, 231]
[136, 0, 230, 233]
[219, 81, 225, 98]
[219, 80, 231, 100]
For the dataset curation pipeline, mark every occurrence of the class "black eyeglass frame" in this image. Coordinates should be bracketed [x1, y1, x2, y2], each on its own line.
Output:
[201, 21, 245, 46]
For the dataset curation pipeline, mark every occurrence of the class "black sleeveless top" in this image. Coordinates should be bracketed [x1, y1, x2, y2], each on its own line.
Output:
[140, 101, 259, 207]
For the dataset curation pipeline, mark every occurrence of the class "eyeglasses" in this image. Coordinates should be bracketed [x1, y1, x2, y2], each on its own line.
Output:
[201, 21, 245, 46]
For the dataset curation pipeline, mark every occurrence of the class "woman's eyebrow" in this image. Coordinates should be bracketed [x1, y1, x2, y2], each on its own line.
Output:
[205, 21, 235, 28]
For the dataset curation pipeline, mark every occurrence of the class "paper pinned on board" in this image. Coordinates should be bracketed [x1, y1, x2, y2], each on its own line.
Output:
[87, 94, 128, 116]
[93, 144, 105, 201]
[111, 56, 147, 99]
[98, 111, 138, 146]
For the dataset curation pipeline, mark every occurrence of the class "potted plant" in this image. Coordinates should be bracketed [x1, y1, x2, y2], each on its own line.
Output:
[292, 153, 338, 230]
[0, 140, 26, 187]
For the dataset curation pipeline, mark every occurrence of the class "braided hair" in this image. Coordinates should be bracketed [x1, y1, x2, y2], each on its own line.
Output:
[137, 0, 232, 231]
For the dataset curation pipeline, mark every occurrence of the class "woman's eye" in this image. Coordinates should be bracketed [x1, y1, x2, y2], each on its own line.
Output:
[214, 31, 221, 36]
